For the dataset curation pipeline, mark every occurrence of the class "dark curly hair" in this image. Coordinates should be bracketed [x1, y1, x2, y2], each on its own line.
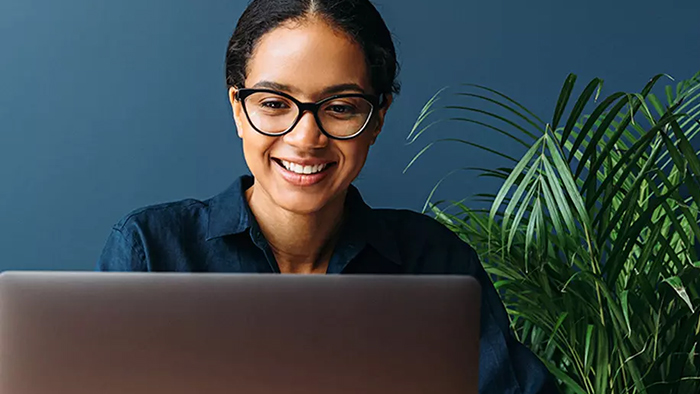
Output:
[225, 0, 400, 98]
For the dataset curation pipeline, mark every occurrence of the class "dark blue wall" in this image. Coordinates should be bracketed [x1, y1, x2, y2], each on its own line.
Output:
[1, 0, 698, 270]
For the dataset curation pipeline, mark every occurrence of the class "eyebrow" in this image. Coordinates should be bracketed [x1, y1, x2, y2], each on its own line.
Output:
[250, 80, 368, 96]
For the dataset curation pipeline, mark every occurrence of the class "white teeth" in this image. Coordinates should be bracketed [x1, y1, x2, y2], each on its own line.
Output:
[280, 160, 328, 175]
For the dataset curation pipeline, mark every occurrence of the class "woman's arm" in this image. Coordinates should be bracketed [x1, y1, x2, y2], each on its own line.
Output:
[451, 243, 560, 394]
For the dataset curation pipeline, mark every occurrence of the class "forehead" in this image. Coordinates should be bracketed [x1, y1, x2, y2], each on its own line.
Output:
[245, 18, 372, 97]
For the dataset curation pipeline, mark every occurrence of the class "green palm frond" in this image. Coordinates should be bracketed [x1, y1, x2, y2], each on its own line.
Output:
[408, 71, 700, 394]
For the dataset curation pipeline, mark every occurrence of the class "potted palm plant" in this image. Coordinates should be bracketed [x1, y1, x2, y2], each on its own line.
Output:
[406, 71, 700, 394]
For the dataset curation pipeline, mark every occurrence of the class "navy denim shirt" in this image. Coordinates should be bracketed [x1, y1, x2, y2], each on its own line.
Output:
[97, 175, 558, 394]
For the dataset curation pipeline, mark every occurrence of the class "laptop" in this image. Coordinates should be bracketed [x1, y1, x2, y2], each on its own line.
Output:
[0, 271, 480, 394]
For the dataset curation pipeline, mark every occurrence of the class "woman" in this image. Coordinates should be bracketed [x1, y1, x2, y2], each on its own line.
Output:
[98, 0, 558, 392]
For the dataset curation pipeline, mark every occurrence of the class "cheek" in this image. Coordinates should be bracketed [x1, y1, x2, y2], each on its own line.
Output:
[339, 139, 372, 168]
[241, 129, 274, 162]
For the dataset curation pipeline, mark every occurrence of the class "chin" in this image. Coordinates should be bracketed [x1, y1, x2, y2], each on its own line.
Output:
[274, 196, 327, 215]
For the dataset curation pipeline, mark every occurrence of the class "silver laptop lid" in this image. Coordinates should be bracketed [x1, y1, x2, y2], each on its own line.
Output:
[0, 272, 480, 394]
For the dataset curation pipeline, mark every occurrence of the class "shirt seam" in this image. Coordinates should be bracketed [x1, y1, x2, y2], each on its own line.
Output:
[115, 200, 202, 231]
[111, 226, 147, 269]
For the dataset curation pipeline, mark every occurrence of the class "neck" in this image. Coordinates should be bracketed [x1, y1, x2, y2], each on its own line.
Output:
[245, 183, 346, 274]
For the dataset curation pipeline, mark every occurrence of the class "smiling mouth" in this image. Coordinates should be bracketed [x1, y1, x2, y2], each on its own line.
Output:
[272, 158, 337, 175]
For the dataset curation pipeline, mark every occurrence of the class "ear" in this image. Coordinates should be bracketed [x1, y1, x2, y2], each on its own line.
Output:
[228, 86, 244, 139]
[369, 94, 393, 145]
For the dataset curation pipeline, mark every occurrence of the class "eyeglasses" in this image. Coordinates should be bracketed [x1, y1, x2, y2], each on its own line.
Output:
[235, 88, 381, 140]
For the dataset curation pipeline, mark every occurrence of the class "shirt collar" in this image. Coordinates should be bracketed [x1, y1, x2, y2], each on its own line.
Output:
[206, 175, 402, 266]
[206, 176, 253, 240]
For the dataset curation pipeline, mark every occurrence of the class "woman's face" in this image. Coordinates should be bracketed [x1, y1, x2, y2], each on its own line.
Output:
[229, 17, 391, 214]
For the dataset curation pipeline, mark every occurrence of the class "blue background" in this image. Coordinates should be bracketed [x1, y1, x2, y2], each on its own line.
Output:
[1, 0, 698, 270]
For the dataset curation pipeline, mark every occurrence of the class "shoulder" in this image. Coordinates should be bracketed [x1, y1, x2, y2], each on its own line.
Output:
[112, 198, 209, 235]
[98, 197, 211, 272]
[370, 208, 480, 274]
[373, 208, 465, 243]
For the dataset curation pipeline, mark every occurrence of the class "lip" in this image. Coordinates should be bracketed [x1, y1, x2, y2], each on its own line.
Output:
[272, 158, 336, 187]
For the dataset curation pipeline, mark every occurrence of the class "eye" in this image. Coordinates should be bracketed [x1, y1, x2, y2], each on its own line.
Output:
[327, 104, 356, 114]
[260, 100, 289, 109]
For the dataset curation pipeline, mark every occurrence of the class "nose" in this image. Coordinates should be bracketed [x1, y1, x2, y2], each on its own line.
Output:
[282, 111, 329, 149]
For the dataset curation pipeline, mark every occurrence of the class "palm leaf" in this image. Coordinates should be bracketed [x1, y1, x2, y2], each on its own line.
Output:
[407, 71, 700, 393]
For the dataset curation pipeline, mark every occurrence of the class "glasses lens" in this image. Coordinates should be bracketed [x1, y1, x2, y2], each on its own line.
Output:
[244, 92, 299, 134]
[319, 97, 373, 138]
